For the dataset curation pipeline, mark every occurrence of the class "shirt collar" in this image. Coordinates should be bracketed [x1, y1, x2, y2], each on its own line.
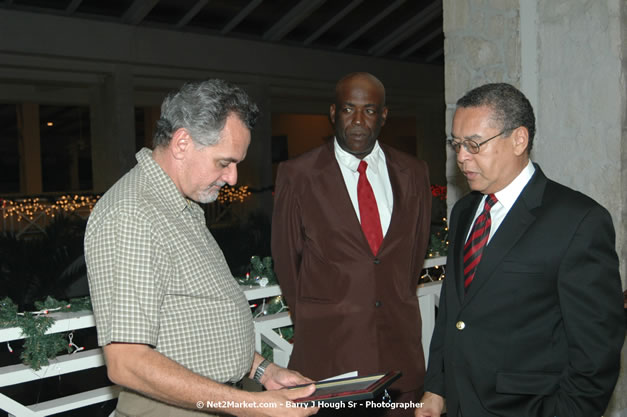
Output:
[333, 137, 384, 174]
[136, 147, 193, 215]
[493, 160, 536, 211]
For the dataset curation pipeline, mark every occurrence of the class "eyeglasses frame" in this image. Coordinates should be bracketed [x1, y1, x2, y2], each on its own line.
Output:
[447, 130, 506, 154]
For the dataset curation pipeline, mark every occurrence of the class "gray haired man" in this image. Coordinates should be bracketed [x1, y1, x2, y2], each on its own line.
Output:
[85, 79, 318, 417]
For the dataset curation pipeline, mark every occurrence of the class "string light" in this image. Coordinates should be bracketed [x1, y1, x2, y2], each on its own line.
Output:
[217, 185, 251, 204]
[1, 195, 100, 221]
[1, 186, 253, 221]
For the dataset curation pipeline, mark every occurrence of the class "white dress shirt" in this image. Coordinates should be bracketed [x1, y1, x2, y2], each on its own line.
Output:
[468, 160, 536, 244]
[334, 138, 394, 236]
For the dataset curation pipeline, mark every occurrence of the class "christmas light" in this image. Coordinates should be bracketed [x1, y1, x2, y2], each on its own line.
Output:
[217, 185, 251, 204]
[1, 195, 100, 221]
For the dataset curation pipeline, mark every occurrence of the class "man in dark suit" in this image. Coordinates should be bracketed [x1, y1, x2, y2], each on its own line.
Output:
[272, 72, 432, 415]
[416, 83, 625, 417]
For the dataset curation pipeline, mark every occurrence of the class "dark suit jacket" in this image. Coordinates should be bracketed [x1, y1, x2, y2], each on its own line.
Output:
[425, 165, 625, 417]
[271, 141, 432, 393]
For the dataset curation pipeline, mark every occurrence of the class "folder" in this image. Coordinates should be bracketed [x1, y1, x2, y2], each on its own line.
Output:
[291, 371, 402, 405]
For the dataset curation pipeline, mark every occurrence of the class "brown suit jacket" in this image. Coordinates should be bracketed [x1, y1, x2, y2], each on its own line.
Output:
[271, 141, 431, 393]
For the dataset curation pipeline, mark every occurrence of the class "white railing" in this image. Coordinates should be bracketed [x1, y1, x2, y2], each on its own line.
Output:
[0, 199, 93, 239]
[0, 256, 445, 416]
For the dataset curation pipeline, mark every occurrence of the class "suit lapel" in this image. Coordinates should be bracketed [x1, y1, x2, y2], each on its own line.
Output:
[381, 146, 409, 255]
[313, 142, 410, 257]
[312, 141, 370, 251]
[462, 166, 547, 305]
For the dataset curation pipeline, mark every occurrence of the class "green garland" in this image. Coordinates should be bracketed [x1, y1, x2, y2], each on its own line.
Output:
[428, 218, 449, 257]
[236, 255, 278, 286]
[0, 296, 92, 370]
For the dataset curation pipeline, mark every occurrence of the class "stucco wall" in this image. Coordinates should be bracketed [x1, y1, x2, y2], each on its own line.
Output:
[533, 0, 625, 287]
[444, 0, 625, 288]
[443, 0, 522, 206]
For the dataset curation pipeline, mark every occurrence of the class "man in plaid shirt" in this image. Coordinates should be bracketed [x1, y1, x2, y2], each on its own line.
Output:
[85, 79, 318, 417]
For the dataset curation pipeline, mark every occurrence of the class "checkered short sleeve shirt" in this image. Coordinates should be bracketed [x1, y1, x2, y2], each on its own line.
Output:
[85, 148, 254, 383]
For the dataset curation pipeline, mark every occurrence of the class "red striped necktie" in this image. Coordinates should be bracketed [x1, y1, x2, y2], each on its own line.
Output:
[463, 194, 498, 291]
[357, 160, 383, 255]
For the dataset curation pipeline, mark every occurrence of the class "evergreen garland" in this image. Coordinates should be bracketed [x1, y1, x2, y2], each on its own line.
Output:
[236, 255, 278, 287]
[0, 296, 92, 370]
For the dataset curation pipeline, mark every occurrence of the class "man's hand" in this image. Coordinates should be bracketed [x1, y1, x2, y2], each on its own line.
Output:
[246, 384, 319, 416]
[261, 363, 314, 390]
[415, 392, 444, 417]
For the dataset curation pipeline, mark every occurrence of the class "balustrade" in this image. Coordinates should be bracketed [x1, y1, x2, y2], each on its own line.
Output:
[0, 257, 445, 416]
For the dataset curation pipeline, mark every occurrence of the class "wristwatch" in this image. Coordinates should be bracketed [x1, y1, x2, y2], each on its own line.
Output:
[253, 359, 272, 384]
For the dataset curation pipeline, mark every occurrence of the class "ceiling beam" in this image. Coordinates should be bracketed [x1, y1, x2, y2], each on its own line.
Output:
[221, 0, 262, 34]
[368, 0, 441, 57]
[65, 0, 82, 15]
[336, 0, 405, 51]
[176, 0, 208, 28]
[122, 0, 159, 25]
[399, 28, 441, 58]
[263, 0, 327, 41]
[304, 0, 362, 45]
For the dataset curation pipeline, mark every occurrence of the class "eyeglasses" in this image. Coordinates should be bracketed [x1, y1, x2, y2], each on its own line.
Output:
[447, 131, 505, 154]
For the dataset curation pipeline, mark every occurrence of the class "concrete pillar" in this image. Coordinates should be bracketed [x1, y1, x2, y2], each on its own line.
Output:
[69, 142, 79, 190]
[529, 2, 626, 414]
[18, 102, 42, 194]
[143, 106, 160, 149]
[442, 0, 521, 209]
[90, 65, 136, 193]
[443, 0, 626, 413]
[531, 0, 625, 289]
[239, 81, 273, 221]
[443, 0, 625, 284]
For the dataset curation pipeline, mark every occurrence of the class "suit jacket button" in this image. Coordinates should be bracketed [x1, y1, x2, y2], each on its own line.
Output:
[375, 301, 382, 308]
[373, 258, 380, 264]
[456, 321, 465, 330]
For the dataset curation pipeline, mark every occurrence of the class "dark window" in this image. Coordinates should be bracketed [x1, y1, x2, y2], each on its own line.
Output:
[40, 105, 92, 192]
[0, 104, 20, 193]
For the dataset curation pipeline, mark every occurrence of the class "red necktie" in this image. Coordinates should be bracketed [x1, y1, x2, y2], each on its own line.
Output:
[463, 194, 498, 290]
[357, 161, 383, 255]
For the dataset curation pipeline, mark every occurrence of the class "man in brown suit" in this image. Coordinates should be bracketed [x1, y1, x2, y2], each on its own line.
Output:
[272, 72, 432, 416]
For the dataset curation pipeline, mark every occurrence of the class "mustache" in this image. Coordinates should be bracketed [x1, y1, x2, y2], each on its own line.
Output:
[347, 127, 368, 135]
